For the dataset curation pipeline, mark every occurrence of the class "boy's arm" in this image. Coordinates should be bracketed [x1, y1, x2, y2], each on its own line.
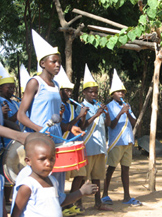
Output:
[11, 185, 31, 217]
[61, 180, 98, 207]
[127, 112, 136, 127]
[61, 107, 89, 132]
[110, 104, 129, 129]
[84, 107, 104, 128]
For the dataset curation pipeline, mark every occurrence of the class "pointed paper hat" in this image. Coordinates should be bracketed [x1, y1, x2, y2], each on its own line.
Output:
[109, 69, 126, 95]
[0, 62, 14, 85]
[83, 64, 98, 90]
[54, 65, 74, 89]
[32, 29, 60, 65]
[20, 64, 30, 92]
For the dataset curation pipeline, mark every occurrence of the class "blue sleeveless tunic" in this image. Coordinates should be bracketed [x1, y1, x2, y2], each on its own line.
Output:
[27, 76, 62, 144]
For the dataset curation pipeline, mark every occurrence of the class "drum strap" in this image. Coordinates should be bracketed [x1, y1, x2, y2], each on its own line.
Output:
[12, 101, 26, 131]
[63, 104, 75, 139]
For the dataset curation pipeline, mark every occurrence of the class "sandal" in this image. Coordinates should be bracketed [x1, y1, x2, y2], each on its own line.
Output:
[101, 196, 113, 205]
[69, 205, 85, 214]
[122, 198, 142, 206]
[62, 209, 76, 217]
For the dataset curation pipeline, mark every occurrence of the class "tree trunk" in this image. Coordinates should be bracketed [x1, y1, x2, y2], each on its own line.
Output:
[149, 47, 162, 191]
[64, 33, 73, 81]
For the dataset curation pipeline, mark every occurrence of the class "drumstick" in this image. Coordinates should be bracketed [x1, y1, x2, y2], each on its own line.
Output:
[66, 130, 87, 143]
[45, 132, 68, 142]
[93, 99, 108, 113]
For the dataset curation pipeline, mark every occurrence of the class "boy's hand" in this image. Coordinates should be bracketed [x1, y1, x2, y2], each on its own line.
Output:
[121, 104, 129, 114]
[80, 180, 98, 195]
[71, 126, 86, 136]
[78, 106, 89, 118]
[96, 107, 104, 117]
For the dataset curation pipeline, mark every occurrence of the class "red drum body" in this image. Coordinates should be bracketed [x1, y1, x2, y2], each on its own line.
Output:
[52, 141, 87, 172]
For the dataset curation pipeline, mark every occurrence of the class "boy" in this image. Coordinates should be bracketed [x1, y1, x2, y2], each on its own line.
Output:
[76, 64, 112, 211]
[55, 66, 88, 216]
[102, 69, 142, 206]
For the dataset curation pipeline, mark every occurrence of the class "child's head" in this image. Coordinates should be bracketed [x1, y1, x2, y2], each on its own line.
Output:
[111, 90, 126, 102]
[83, 86, 98, 104]
[40, 54, 61, 77]
[0, 83, 15, 99]
[60, 88, 73, 103]
[24, 133, 56, 177]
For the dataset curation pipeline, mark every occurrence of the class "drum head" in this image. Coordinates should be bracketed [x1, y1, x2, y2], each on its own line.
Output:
[3, 140, 26, 185]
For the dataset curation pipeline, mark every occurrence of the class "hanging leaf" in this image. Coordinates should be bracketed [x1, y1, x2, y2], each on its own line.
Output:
[148, 0, 158, 9]
[106, 35, 118, 50]
[80, 33, 88, 43]
[139, 15, 147, 25]
[147, 8, 157, 19]
[99, 36, 108, 47]
[134, 26, 142, 37]
[119, 35, 128, 45]
[88, 35, 95, 44]
[128, 31, 136, 42]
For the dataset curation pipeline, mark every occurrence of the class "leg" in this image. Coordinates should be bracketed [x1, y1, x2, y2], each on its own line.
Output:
[121, 165, 131, 202]
[102, 166, 116, 197]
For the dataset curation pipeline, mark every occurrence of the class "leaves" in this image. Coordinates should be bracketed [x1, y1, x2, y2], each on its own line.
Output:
[148, 0, 158, 9]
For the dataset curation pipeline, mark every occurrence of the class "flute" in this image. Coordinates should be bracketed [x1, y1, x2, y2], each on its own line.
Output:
[69, 98, 93, 114]
[120, 97, 132, 113]
[93, 99, 108, 113]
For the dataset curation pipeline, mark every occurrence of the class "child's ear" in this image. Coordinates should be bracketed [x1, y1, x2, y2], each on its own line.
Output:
[40, 60, 45, 69]
[25, 157, 31, 166]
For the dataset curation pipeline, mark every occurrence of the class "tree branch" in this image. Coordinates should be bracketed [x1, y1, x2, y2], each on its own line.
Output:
[72, 8, 128, 29]
[67, 15, 82, 27]
[53, 0, 67, 27]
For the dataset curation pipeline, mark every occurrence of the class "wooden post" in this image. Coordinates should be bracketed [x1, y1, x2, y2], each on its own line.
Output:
[149, 47, 162, 191]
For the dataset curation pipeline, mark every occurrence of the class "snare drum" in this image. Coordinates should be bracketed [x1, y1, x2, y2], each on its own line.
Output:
[2, 140, 26, 185]
[52, 141, 87, 172]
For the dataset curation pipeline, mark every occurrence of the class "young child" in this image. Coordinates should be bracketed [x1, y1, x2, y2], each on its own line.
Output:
[55, 66, 88, 216]
[101, 69, 142, 206]
[11, 133, 98, 217]
[76, 64, 113, 211]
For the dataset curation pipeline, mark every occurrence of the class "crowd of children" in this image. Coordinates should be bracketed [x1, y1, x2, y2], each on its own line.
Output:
[0, 29, 142, 217]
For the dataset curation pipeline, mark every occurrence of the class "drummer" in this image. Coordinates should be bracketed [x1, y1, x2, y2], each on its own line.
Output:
[55, 66, 88, 216]
[76, 64, 112, 211]
[17, 30, 85, 193]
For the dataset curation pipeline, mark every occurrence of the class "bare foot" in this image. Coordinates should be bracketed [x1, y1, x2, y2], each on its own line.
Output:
[94, 204, 114, 211]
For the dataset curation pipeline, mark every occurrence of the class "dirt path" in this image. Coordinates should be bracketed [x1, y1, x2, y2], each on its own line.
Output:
[65, 152, 162, 217]
[7, 150, 162, 216]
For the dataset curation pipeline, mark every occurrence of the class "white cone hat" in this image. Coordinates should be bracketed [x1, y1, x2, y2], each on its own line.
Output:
[83, 64, 98, 90]
[0, 62, 14, 85]
[20, 64, 30, 92]
[54, 65, 74, 89]
[32, 29, 60, 65]
[109, 69, 126, 95]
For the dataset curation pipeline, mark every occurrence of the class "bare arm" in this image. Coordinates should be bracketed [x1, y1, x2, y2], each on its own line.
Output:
[84, 107, 103, 129]
[0, 125, 29, 144]
[17, 79, 43, 132]
[60, 107, 89, 132]
[110, 104, 136, 129]
[61, 180, 98, 207]
[11, 185, 31, 217]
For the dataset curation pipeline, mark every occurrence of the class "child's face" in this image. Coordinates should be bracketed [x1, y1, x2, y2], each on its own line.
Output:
[60, 88, 73, 102]
[26, 143, 56, 178]
[41, 54, 61, 77]
[83, 86, 98, 104]
[112, 90, 126, 102]
[0, 83, 15, 99]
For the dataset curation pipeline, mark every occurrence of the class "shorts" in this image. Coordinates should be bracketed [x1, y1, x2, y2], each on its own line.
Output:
[66, 166, 86, 180]
[86, 154, 105, 180]
[107, 143, 132, 167]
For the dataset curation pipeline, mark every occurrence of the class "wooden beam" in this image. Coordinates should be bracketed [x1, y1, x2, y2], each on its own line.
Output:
[72, 8, 128, 29]
[88, 25, 120, 34]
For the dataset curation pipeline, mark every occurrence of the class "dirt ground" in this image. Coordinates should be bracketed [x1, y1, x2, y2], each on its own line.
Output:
[6, 148, 162, 217]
